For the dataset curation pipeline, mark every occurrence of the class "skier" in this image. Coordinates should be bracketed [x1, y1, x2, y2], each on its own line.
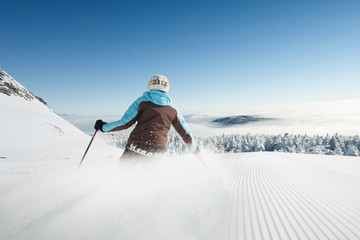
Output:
[94, 75, 198, 160]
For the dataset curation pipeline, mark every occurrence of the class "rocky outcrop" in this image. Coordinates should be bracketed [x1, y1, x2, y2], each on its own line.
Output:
[0, 68, 47, 105]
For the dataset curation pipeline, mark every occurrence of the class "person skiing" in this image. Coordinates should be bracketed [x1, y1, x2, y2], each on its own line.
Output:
[94, 75, 198, 160]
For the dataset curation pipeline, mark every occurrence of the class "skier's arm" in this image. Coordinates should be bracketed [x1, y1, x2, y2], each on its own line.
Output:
[172, 112, 197, 152]
[102, 98, 142, 132]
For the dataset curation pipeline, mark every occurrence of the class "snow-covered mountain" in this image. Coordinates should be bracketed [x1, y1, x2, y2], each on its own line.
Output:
[0, 68, 47, 105]
[0, 68, 92, 162]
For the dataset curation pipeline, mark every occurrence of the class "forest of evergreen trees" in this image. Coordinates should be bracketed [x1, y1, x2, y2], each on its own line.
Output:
[100, 133, 360, 157]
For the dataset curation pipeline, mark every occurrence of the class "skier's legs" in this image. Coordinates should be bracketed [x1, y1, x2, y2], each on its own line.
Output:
[118, 145, 163, 170]
[119, 147, 154, 166]
[120, 147, 150, 160]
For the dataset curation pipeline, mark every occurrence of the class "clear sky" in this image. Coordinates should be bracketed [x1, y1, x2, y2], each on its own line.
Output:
[1, 0, 359, 116]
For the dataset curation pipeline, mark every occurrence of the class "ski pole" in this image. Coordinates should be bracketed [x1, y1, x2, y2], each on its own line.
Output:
[78, 130, 98, 168]
[195, 154, 210, 172]
[193, 149, 214, 176]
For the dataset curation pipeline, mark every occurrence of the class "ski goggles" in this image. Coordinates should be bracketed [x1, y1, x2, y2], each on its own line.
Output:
[148, 79, 170, 88]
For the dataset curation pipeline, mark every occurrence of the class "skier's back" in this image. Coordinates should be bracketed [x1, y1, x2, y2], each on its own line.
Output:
[94, 75, 197, 160]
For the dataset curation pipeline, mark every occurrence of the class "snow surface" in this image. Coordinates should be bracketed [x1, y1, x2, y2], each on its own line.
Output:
[0, 93, 89, 161]
[1, 152, 360, 240]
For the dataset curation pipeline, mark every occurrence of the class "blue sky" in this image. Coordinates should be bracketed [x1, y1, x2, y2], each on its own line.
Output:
[1, 0, 359, 116]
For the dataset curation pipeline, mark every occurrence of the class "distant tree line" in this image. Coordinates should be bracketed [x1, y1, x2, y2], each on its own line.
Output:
[99, 133, 360, 157]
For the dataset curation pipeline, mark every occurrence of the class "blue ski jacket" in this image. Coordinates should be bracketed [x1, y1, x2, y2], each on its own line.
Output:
[102, 90, 197, 153]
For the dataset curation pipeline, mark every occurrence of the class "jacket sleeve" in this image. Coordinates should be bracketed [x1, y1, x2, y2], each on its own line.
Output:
[102, 98, 142, 132]
[172, 111, 197, 152]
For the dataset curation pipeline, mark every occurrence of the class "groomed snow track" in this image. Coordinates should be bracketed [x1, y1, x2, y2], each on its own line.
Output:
[1, 152, 360, 240]
[216, 153, 360, 240]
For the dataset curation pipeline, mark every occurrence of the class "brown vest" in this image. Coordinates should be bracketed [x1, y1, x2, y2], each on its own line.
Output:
[109, 101, 192, 153]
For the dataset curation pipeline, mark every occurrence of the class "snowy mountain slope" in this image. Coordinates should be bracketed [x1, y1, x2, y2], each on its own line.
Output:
[0, 68, 118, 165]
[1, 68, 360, 240]
[0, 93, 82, 160]
[0, 152, 359, 240]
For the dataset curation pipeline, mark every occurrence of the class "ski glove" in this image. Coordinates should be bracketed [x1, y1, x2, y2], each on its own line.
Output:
[94, 119, 106, 132]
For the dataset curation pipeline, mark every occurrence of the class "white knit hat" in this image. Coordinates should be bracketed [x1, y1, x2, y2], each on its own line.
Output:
[147, 75, 170, 93]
